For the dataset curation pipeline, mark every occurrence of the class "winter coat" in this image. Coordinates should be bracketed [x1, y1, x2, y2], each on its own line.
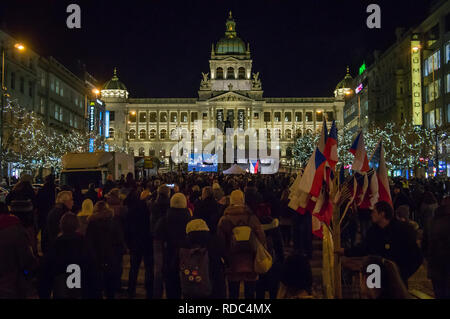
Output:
[217, 205, 266, 282]
[38, 232, 94, 299]
[194, 197, 222, 234]
[154, 207, 192, 270]
[0, 214, 38, 299]
[148, 195, 170, 235]
[180, 231, 227, 298]
[85, 208, 126, 275]
[106, 195, 128, 241]
[84, 189, 98, 205]
[425, 204, 450, 281]
[125, 198, 152, 253]
[393, 191, 413, 211]
[46, 203, 70, 249]
[36, 183, 56, 229]
[345, 219, 423, 282]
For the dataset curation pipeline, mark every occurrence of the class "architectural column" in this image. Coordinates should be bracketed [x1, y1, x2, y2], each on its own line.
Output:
[146, 110, 149, 141]
[303, 108, 306, 135]
[282, 109, 285, 141]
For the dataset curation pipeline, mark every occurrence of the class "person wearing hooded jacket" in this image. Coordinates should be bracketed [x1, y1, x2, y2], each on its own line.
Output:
[217, 189, 266, 299]
[194, 186, 221, 235]
[0, 202, 38, 299]
[153, 192, 191, 299]
[85, 201, 125, 299]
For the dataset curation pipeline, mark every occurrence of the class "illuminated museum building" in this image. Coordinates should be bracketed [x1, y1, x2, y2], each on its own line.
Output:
[101, 13, 347, 167]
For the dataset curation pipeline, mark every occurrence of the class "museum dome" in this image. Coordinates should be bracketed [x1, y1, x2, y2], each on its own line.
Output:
[215, 11, 247, 55]
[103, 68, 127, 91]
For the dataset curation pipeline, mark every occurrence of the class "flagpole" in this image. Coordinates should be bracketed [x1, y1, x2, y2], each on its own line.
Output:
[330, 165, 342, 299]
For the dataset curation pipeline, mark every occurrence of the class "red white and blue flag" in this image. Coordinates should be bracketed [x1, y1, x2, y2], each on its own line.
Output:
[349, 130, 370, 173]
[370, 141, 392, 206]
[250, 160, 259, 174]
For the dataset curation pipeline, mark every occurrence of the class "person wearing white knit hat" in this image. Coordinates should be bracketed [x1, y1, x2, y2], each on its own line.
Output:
[170, 192, 187, 209]
[153, 191, 191, 299]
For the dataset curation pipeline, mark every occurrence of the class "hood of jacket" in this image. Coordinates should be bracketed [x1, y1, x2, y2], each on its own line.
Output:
[224, 204, 251, 216]
[0, 214, 21, 231]
[88, 207, 113, 222]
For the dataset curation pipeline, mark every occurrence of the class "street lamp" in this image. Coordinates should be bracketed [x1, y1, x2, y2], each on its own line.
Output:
[1, 42, 26, 184]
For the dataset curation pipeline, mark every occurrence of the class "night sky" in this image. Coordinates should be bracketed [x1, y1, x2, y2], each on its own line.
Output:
[1, 0, 433, 98]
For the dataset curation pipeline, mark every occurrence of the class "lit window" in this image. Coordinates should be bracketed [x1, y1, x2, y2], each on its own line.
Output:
[140, 129, 146, 139]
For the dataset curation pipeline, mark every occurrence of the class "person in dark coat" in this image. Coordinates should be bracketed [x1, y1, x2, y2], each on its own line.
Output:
[180, 219, 226, 298]
[0, 202, 38, 299]
[337, 201, 423, 286]
[85, 201, 126, 299]
[153, 193, 191, 299]
[44, 191, 73, 254]
[148, 185, 171, 237]
[84, 183, 98, 205]
[124, 189, 153, 299]
[424, 199, 450, 299]
[36, 175, 56, 237]
[194, 186, 221, 234]
[38, 213, 94, 299]
[393, 183, 413, 212]
[102, 174, 116, 199]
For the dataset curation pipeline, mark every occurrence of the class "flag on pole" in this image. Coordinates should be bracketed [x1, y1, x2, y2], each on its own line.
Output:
[349, 130, 370, 173]
[298, 147, 327, 198]
[324, 120, 338, 169]
[359, 169, 379, 209]
[370, 140, 392, 206]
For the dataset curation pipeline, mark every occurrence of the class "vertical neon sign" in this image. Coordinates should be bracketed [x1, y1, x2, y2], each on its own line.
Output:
[411, 39, 423, 125]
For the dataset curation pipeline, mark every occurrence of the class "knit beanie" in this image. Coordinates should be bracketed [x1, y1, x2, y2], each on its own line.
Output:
[170, 192, 187, 209]
[186, 219, 210, 234]
[230, 189, 244, 205]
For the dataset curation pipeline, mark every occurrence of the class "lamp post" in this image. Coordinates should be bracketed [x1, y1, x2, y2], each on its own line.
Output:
[1, 42, 25, 184]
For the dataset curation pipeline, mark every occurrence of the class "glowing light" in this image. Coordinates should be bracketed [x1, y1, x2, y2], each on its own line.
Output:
[92, 88, 100, 95]
[14, 43, 25, 51]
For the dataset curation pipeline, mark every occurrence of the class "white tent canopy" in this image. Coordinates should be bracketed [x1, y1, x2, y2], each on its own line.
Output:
[223, 164, 246, 175]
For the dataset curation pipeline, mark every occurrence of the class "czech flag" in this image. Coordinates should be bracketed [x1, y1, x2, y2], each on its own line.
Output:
[349, 130, 370, 173]
[370, 141, 392, 206]
[324, 120, 338, 169]
[299, 147, 327, 198]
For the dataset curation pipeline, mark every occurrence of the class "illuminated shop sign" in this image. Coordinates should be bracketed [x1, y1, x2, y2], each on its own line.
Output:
[411, 39, 423, 125]
[105, 111, 110, 138]
[355, 83, 363, 94]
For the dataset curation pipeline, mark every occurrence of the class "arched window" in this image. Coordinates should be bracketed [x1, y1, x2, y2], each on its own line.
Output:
[238, 67, 245, 79]
[129, 129, 136, 139]
[227, 67, 234, 79]
[286, 129, 292, 139]
[306, 129, 312, 135]
[140, 129, 146, 139]
[296, 129, 302, 138]
[108, 128, 115, 139]
[170, 129, 177, 140]
[139, 147, 145, 156]
[160, 129, 167, 140]
[149, 129, 156, 139]
[217, 67, 223, 79]
[129, 147, 134, 156]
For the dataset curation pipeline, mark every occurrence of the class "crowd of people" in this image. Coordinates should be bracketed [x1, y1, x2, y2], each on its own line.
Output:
[0, 171, 449, 299]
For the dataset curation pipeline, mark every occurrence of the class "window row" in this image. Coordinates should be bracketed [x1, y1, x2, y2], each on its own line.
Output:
[122, 128, 312, 140]
[127, 110, 334, 123]
[215, 67, 246, 79]
[263, 111, 334, 122]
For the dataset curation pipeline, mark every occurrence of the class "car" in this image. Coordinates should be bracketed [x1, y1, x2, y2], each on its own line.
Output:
[0, 187, 9, 203]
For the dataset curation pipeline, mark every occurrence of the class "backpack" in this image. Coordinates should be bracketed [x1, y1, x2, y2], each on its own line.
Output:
[179, 247, 212, 298]
[229, 215, 253, 253]
[9, 199, 34, 227]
